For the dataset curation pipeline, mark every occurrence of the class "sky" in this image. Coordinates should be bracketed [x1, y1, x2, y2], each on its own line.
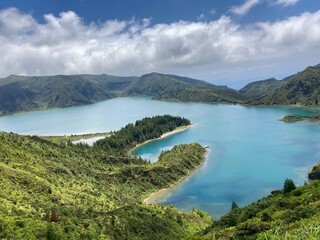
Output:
[0, 0, 319, 88]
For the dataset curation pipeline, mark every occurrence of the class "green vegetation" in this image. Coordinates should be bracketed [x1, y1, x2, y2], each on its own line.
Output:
[231, 201, 239, 210]
[124, 72, 246, 104]
[1, 64, 320, 116]
[283, 178, 296, 193]
[0, 72, 247, 116]
[309, 162, 320, 180]
[94, 115, 191, 155]
[239, 78, 286, 99]
[0, 115, 212, 239]
[249, 66, 320, 107]
[197, 179, 320, 239]
[1, 113, 320, 239]
[0, 74, 137, 115]
[280, 114, 320, 122]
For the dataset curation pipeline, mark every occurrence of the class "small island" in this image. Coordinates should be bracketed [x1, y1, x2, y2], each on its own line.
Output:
[280, 114, 320, 123]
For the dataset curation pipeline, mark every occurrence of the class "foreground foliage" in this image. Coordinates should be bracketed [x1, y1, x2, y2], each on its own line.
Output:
[199, 180, 320, 239]
[0, 122, 210, 239]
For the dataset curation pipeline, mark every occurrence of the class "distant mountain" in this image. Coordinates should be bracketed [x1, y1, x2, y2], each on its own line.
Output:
[249, 66, 320, 107]
[0, 74, 137, 115]
[124, 72, 246, 103]
[1, 64, 319, 116]
[239, 78, 286, 99]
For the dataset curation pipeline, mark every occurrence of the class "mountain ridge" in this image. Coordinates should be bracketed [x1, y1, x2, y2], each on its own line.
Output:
[248, 66, 320, 107]
[1, 63, 320, 116]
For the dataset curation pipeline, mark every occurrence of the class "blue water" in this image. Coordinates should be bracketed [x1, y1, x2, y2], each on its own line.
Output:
[1, 97, 319, 218]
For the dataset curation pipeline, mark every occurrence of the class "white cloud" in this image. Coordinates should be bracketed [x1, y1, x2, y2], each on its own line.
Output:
[0, 8, 319, 82]
[274, 0, 299, 6]
[230, 0, 299, 16]
[230, 0, 261, 16]
[197, 9, 216, 21]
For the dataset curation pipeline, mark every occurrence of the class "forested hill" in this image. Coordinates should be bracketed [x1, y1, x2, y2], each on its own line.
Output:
[124, 72, 246, 103]
[239, 78, 287, 99]
[0, 72, 246, 116]
[247, 66, 320, 107]
[0, 116, 211, 239]
[0, 74, 138, 115]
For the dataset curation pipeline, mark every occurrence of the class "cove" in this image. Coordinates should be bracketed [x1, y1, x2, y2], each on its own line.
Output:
[1, 97, 319, 218]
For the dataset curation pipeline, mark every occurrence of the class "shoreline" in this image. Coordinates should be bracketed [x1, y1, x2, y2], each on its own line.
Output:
[128, 124, 193, 155]
[143, 148, 209, 205]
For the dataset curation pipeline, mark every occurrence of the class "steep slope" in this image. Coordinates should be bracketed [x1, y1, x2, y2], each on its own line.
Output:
[123, 72, 246, 103]
[198, 180, 320, 239]
[249, 66, 320, 107]
[0, 74, 137, 115]
[0, 117, 211, 239]
[239, 78, 286, 99]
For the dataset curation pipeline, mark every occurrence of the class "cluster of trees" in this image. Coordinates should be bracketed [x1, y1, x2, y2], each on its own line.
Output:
[94, 115, 190, 154]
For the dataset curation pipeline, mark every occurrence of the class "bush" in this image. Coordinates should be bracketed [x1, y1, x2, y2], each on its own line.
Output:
[283, 179, 296, 193]
[231, 201, 239, 210]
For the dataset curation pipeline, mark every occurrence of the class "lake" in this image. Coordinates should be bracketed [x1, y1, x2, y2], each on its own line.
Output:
[1, 97, 319, 218]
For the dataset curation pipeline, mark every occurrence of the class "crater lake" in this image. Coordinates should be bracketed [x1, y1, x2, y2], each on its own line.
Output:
[1, 97, 319, 218]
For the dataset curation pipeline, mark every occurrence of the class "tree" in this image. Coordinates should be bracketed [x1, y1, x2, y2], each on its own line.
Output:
[283, 178, 296, 193]
[231, 200, 239, 210]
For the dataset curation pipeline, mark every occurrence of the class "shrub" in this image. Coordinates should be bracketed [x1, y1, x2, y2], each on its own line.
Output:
[283, 179, 296, 193]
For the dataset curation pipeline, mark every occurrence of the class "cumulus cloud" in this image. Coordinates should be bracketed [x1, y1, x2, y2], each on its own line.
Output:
[0, 8, 319, 78]
[230, 0, 261, 16]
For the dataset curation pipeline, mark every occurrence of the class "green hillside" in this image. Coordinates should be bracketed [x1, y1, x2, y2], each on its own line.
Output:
[249, 66, 320, 107]
[1, 63, 320, 116]
[124, 72, 246, 103]
[196, 179, 320, 239]
[239, 78, 286, 99]
[1, 114, 320, 239]
[0, 116, 211, 239]
[0, 74, 137, 115]
[0, 72, 246, 116]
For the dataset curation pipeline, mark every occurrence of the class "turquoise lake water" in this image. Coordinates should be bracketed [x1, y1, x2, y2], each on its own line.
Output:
[1, 97, 319, 218]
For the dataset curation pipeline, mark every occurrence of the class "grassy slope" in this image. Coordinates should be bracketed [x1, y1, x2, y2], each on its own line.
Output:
[0, 132, 211, 239]
[196, 180, 320, 239]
